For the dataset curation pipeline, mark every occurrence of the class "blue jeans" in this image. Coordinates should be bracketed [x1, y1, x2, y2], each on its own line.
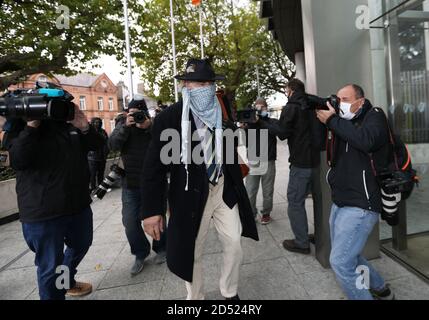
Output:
[22, 207, 93, 300]
[122, 187, 166, 259]
[329, 204, 386, 300]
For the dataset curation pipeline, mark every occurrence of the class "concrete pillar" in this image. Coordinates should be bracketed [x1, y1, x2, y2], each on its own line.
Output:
[295, 51, 307, 84]
[369, 0, 389, 111]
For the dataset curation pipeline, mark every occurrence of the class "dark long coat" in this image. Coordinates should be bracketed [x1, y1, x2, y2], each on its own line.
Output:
[141, 98, 259, 282]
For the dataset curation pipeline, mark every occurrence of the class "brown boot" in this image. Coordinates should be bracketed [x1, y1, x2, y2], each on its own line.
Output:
[66, 281, 93, 297]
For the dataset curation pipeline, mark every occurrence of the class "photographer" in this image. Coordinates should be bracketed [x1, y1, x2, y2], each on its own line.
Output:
[316, 84, 393, 300]
[243, 98, 277, 225]
[258, 79, 320, 255]
[6, 104, 105, 300]
[108, 99, 167, 276]
[88, 117, 109, 192]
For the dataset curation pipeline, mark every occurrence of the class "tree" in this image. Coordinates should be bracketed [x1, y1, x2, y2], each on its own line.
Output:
[0, 0, 144, 90]
[134, 0, 295, 108]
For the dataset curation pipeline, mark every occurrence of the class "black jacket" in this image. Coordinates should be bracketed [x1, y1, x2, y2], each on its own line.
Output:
[326, 100, 389, 213]
[141, 99, 259, 283]
[108, 120, 152, 189]
[245, 122, 277, 162]
[8, 121, 105, 223]
[260, 92, 322, 168]
[87, 128, 109, 162]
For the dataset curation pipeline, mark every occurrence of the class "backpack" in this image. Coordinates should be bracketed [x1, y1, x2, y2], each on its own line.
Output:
[369, 108, 419, 226]
[216, 91, 250, 178]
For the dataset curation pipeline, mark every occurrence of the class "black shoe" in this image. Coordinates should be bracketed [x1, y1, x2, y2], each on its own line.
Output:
[283, 240, 311, 255]
[225, 295, 240, 301]
[370, 284, 395, 300]
[130, 258, 145, 276]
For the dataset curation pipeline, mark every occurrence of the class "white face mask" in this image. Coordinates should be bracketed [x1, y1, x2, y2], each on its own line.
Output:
[339, 102, 356, 120]
[259, 111, 269, 118]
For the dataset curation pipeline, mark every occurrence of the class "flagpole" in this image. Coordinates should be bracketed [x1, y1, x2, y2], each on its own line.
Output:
[123, 0, 134, 98]
[169, 0, 178, 102]
[199, 4, 204, 58]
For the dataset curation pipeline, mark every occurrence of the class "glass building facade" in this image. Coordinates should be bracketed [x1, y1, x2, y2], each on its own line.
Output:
[371, 0, 429, 281]
[258, 0, 429, 281]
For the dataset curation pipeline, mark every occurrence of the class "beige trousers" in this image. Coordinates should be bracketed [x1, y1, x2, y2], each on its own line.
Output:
[185, 176, 243, 300]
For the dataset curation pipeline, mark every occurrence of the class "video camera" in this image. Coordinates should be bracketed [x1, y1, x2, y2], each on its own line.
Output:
[237, 108, 269, 124]
[306, 94, 341, 113]
[0, 81, 75, 121]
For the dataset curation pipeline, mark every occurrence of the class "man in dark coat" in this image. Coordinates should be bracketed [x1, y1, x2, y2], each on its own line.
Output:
[141, 59, 258, 300]
[317, 84, 394, 300]
[7, 104, 104, 300]
[109, 99, 167, 276]
[87, 117, 109, 192]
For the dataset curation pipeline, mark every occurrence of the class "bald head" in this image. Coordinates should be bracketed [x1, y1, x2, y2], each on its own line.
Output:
[337, 84, 366, 114]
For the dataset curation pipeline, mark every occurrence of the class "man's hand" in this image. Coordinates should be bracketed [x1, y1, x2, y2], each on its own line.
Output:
[27, 120, 41, 128]
[143, 215, 164, 241]
[126, 112, 136, 127]
[69, 104, 89, 132]
[238, 122, 249, 129]
[316, 102, 336, 124]
[135, 118, 151, 130]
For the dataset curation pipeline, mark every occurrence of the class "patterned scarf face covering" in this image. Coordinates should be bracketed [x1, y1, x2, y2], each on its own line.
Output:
[181, 84, 223, 190]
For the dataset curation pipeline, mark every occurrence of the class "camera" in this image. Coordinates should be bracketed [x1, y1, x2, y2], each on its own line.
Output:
[306, 94, 341, 113]
[131, 111, 149, 124]
[237, 108, 269, 124]
[92, 164, 125, 200]
[378, 170, 417, 226]
[379, 170, 416, 195]
[0, 82, 75, 121]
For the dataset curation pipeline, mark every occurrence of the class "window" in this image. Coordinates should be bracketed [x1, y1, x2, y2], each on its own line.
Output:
[101, 119, 105, 129]
[110, 120, 115, 132]
[108, 98, 114, 111]
[97, 97, 103, 111]
[79, 96, 86, 110]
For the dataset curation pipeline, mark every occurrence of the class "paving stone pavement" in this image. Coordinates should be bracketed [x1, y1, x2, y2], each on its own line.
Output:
[1, 141, 428, 300]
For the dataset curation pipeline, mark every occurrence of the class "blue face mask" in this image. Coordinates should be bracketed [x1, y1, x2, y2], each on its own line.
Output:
[185, 85, 216, 110]
[182, 84, 221, 130]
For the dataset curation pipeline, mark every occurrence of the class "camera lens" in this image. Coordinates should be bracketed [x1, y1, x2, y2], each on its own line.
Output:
[92, 165, 125, 200]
